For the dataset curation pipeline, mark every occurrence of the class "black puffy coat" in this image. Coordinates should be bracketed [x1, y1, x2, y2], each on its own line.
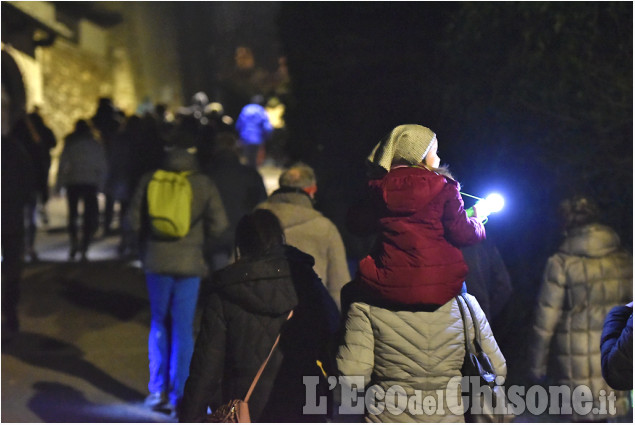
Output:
[180, 245, 340, 422]
[600, 304, 633, 390]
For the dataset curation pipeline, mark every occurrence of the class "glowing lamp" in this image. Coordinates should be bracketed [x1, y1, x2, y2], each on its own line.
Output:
[462, 192, 505, 222]
[484, 193, 505, 213]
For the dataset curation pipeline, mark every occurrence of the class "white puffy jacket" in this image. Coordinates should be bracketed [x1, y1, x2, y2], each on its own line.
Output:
[336, 294, 506, 422]
[528, 223, 632, 421]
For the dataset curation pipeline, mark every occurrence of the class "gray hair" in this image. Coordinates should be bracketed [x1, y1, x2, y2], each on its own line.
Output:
[279, 162, 316, 189]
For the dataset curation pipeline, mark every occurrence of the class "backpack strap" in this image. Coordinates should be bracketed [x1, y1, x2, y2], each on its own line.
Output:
[244, 309, 294, 403]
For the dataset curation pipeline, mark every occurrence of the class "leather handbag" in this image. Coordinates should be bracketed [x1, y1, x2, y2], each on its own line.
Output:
[456, 294, 511, 423]
[207, 310, 294, 423]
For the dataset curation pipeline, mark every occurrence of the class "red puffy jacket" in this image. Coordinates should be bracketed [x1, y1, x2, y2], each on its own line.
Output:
[354, 166, 486, 306]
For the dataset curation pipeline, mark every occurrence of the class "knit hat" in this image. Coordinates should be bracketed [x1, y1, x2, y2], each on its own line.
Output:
[367, 124, 437, 172]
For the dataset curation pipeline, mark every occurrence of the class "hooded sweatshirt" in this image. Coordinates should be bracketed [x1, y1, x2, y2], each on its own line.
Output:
[355, 166, 485, 306]
[180, 245, 340, 422]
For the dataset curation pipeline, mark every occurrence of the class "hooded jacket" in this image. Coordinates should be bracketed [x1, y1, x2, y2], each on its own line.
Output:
[180, 245, 340, 422]
[528, 223, 632, 421]
[354, 166, 485, 306]
[128, 148, 229, 276]
[257, 191, 351, 309]
[336, 294, 506, 423]
[235, 103, 273, 145]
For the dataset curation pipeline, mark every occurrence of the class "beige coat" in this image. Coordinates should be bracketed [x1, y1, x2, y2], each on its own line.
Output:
[528, 223, 632, 421]
[257, 191, 350, 308]
[336, 295, 506, 422]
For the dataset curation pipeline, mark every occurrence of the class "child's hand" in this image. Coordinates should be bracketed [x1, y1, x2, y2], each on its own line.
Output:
[473, 200, 491, 222]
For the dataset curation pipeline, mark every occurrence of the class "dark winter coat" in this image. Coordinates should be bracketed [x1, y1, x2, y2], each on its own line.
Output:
[600, 304, 633, 391]
[1, 136, 37, 235]
[528, 223, 632, 421]
[128, 149, 229, 277]
[462, 238, 513, 321]
[202, 151, 268, 252]
[353, 166, 485, 306]
[180, 245, 340, 422]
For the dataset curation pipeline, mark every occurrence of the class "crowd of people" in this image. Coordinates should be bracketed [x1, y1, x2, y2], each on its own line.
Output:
[2, 80, 632, 423]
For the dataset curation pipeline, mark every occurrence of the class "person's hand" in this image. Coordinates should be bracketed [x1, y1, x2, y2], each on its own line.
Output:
[473, 200, 491, 222]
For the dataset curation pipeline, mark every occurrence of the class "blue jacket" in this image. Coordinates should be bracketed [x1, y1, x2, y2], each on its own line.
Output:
[235, 104, 273, 145]
[600, 304, 633, 390]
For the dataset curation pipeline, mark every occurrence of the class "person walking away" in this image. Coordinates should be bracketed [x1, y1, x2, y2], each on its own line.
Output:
[234, 95, 273, 168]
[91, 97, 123, 235]
[200, 131, 267, 272]
[56, 119, 108, 261]
[528, 195, 632, 421]
[9, 111, 56, 261]
[336, 124, 499, 422]
[180, 209, 340, 422]
[337, 285, 506, 422]
[128, 119, 229, 417]
[28, 109, 57, 223]
[257, 162, 350, 309]
[104, 114, 136, 257]
[1, 83, 37, 339]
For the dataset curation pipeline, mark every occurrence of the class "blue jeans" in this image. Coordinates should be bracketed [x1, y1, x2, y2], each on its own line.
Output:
[145, 273, 200, 406]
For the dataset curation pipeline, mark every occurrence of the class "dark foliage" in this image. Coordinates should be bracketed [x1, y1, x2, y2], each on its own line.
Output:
[277, 0, 632, 270]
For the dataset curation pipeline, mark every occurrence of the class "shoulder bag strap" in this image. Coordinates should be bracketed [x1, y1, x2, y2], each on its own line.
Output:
[456, 296, 474, 355]
[244, 309, 294, 403]
[459, 293, 482, 345]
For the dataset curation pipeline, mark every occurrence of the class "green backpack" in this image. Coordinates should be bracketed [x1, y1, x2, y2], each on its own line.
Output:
[146, 170, 193, 238]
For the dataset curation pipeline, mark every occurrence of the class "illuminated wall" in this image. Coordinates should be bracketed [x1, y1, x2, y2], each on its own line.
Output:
[3, 1, 185, 187]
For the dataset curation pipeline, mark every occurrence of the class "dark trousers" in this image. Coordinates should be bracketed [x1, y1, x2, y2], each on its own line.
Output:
[2, 232, 24, 332]
[66, 184, 99, 253]
[241, 143, 263, 168]
[104, 194, 115, 233]
[23, 195, 38, 254]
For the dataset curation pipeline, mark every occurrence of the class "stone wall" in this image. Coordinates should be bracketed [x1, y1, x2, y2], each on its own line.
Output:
[5, 2, 186, 186]
[39, 38, 112, 151]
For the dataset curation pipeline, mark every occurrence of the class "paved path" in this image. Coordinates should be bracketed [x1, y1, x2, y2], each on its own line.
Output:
[1, 244, 175, 422]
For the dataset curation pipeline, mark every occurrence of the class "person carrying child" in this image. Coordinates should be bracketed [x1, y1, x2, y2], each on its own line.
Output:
[337, 124, 505, 422]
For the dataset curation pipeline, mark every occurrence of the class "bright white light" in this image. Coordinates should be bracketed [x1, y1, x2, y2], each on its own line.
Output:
[485, 193, 505, 213]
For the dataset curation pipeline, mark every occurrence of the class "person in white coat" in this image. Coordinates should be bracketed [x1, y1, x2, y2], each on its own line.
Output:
[528, 195, 632, 421]
[336, 285, 506, 423]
